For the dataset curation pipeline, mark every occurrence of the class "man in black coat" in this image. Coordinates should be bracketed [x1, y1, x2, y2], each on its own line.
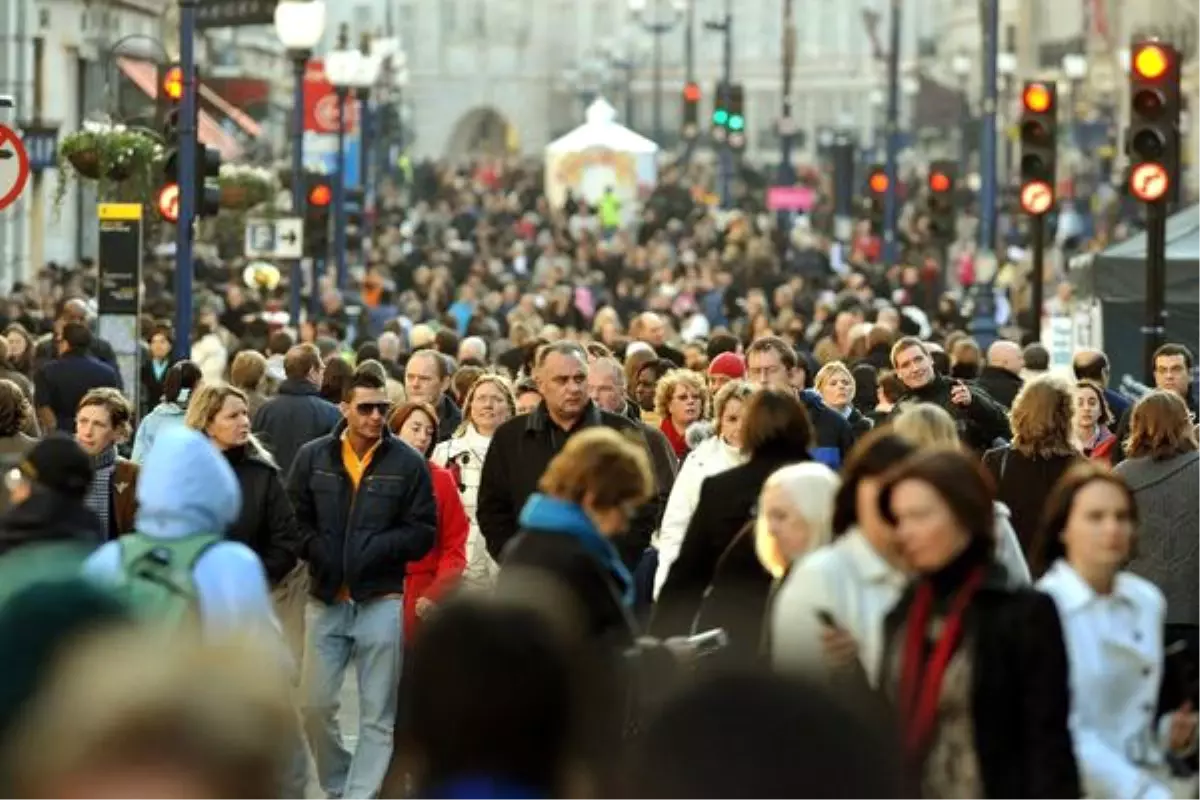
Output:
[33, 298, 119, 376]
[976, 340, 1025, 410]
[477, 341, 661, 570]
[891, 336, 1011, 451]
[33, 323, 121, 435]
[252, 343, 341, 475]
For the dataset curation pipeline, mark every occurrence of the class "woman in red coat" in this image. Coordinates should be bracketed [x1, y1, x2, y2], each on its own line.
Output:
[389, 401, 469, 636]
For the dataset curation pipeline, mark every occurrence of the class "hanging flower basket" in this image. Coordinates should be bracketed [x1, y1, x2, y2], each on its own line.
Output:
[219, 164, 278, 210]
[54, 123, 164, 211]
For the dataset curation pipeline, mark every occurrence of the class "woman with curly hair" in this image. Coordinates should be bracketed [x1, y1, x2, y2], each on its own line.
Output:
[982, 376, 1086, 567]
[654, 369, 708, 461]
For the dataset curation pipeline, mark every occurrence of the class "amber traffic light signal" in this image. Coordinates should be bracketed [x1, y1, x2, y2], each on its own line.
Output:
[1018, 81, 1058, 216]
[1127, 40, 1180, 204]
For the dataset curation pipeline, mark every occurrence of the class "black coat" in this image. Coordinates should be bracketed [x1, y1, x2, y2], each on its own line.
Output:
[896, 375, 1011, 452]
[881, 567, 1081, 798]
[435, 393, 462, 443]
[139, 359, 172, 419]
[976, 366, 1024, 409]
[224, 444, 301, 585]
[253, 379, 342, 476]
[287, 422, 437, 603]
[477, 401, 660, 570]
[982, 447, 1084, 560]
[651, 449, 807, 660]
[0, 486, 104, 557]
[846, 406, 874, 439]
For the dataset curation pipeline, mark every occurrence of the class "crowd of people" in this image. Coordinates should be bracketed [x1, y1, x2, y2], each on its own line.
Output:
[0, 158, 1195, 799]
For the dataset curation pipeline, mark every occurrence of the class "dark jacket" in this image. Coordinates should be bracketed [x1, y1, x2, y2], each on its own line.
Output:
[799, 390, 856, 469]
[253, 378, 342, 476]
[845, 406, 874, 439]
[111, 458, 138, 538]
[500, 493, 638, 648]
[896, 374, 1011, 452]
[477, 400, 660, 570]
[225, 443, 301, 585]
[34, 334, 120, 378]
[287, 421, 437, 603]
[881, 563, 1081, 798]
[640, 422, 679, 504]
[436, 393, 462, 443]
[33, 351, 121, 433]
[652, 448, 808, 659]
[976, 365, 1024, 409]
[0, 486, 105, 557]
[139, 358, 172, 419]
[982, 447, 1084, 561]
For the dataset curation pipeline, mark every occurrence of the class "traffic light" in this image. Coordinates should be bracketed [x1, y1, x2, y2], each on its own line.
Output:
[926, 159, 957, 240]
[195, 145, 221, 218]
[864, 164, 888, 229]
[727, 83, 746, 151]
[305, 176, 332, 259]
[1018, 80, 1058, 216]
[1127, 40, 1180, 204]
[158, 64, 217, 219]
[682, 82, 700, 138]
[711, 81, 729, 138]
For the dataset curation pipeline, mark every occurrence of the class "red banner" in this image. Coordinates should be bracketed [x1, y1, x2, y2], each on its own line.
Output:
[303, 59, 359, 134]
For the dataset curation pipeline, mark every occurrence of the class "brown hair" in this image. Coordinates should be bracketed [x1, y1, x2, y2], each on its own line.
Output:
[1074, 379, 1113, 428]
[0, 378, 30, 437]
[388, 401, 439, 457]
[78, 387, 133, 439]
[833, 430, 917, 535]
[1031, 462, 1138, 576]
[452, 365, 486, 406]
[1126, 390, 1198, 460]
[878, 448, 997, 552]
[747, 335, 797, 370]
[229, 350, 267, 393]
[889, 336, 929, 368]
[284, 343, 323, 381]
[538, 427, 652, 511]
[1010, 375, 1078, 459]
[866, 324, 895, 354]
[741, 389, 814, 459]
[877, 370, 906, 404]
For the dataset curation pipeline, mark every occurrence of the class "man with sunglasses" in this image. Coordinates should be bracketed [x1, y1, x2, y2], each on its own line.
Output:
[288, 366, 437, 800]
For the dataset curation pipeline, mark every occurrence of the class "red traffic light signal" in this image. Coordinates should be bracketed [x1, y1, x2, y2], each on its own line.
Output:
[308, 183, 332, 208]
[683, 82, 701, 103]
[162, 65, 184, 103]
[868, 172, 889, 194]
[1022, 82, 1053, 113]
[156, 183, 180, 223]
[929, 172, 951, 193]
[1132, 43, 1171, 81]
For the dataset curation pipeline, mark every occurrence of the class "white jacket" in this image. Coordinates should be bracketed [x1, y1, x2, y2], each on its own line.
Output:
[653, 431, 744, 599]
[191, 333, 228, 385]
[432, 425, 497, 587]
[772, 504, 1029, 687]
[1038, 560, 1185, 800]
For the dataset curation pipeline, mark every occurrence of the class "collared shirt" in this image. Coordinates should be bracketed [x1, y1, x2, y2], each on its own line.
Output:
[341, 432, 381, 493]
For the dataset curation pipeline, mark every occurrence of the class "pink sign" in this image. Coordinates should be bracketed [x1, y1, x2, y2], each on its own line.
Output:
[766, 185, 816, 212]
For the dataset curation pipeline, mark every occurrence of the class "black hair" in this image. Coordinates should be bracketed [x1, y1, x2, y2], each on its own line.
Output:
[832, 430, 917, 535]
[60, 322, 92, 353]
[162, 360, 202, 405]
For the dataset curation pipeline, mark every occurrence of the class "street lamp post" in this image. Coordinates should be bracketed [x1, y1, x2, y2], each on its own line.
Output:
[324, 28, 365, 291]
[997, 50, 1017, 185]
[952, 53, 972, 172]
[1062, 53, 1088, 193]
[627, 0, 686, 144]
[274, 0, 326, 327]
[174, 0, 198, 361]
[881, 0, 902, 268]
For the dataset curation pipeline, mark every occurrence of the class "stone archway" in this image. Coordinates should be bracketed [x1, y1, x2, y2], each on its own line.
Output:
[445, 107, 514, 160]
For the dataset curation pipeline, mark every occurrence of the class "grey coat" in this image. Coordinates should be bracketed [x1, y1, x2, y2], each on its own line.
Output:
[1115, 451, 1200, 625]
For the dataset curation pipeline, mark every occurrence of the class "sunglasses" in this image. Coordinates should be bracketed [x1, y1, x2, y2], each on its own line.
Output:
[355, 402, 392, 417]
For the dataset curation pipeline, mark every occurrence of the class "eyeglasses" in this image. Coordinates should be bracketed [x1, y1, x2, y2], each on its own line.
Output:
[355, 402, 392, 417]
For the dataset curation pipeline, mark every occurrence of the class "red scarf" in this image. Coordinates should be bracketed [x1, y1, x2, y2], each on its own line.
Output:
[660, 418, 690, 460]
[898, 565, 986, 760]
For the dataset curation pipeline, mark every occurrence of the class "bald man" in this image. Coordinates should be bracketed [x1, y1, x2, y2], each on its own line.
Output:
[633, 312, 684, 367]
[976, 339, 1025, 409]
[34, 298, 120, 381]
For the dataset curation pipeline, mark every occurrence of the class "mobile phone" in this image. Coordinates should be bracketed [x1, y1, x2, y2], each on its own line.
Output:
[816, 609, 838, 628]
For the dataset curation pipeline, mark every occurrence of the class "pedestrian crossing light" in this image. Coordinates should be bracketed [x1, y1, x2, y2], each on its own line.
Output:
[727, 83, 746, 150]
[161, 65, 184, 102]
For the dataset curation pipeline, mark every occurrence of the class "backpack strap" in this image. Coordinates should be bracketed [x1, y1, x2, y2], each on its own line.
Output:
[119, 532, 223, 596]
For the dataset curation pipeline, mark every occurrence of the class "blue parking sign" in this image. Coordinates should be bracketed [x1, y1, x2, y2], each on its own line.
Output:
[21, 126, 58, 173]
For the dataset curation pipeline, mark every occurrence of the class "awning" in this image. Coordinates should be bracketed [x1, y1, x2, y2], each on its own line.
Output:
[115, 57, 243, 161]
[199, 82, 263, 138]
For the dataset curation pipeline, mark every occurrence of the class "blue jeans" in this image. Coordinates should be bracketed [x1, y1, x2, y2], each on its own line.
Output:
[303, 597, 403, 799]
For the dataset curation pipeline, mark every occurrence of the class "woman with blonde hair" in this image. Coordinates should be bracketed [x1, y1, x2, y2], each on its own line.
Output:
[890, 401, 1031, 584]
[184, 383, 300, 589]
[814, 361, 872, 438]
[1115, 390, 1199, 633]
[654, 368, 708, 460]
[981, 376, 1086, 564]
[432, 374, 515, 588]
[499, 427, 653, 645]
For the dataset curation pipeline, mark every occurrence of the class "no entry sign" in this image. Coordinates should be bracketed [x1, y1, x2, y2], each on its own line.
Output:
[0, 124, 30, 211]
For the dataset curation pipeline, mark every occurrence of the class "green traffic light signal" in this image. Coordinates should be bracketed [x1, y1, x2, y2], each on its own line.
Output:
[712, 108, 728, 126]
[728, 114, 744, 131]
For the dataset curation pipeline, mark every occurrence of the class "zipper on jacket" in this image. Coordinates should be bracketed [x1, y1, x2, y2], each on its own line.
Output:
[343, 437, 390, 600]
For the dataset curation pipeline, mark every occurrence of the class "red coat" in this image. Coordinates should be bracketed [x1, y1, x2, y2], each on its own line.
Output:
[403, 462, 469, 636]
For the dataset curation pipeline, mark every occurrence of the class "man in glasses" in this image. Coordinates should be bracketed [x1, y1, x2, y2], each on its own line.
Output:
[288, 366, 437, 800]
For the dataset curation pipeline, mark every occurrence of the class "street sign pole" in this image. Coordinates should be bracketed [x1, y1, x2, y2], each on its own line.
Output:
[290, 54, 307, 327]
[1029, 212, 1045, 344]
[98, 203, 143, 415]
[882, 0, 901, 267]
[1143, 197, 1167, 382]
[174, 0, 197, 361]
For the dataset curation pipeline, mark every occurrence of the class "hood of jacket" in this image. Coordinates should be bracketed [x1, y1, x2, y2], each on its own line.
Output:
[135, 426, 241, 539]
[0, 486, 105, 557]
[685, 420, 715, 450]
[517, 493, 634, 607]
[148, 401, 187, 420]
[688, 426, 745, 471]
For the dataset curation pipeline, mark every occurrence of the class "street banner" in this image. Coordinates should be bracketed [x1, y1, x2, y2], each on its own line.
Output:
[303, 59, 359, 135]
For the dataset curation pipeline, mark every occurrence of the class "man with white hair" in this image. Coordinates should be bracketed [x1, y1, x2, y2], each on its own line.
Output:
[376, 332, 404, 381]
[458, 336, 488, 365]
[977, 339, 1025, 409]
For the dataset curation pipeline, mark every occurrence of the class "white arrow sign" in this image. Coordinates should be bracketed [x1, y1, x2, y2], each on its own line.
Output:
[244, 217, 305, 260]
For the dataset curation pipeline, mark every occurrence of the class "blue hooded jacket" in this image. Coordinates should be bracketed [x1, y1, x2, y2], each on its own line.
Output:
[83, 426, 279, 639]
[799, 388, 855, 470]
[517, 494, 634, 607]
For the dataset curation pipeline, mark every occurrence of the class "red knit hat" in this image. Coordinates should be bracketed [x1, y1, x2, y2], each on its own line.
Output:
[708, 352, 746, 379]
